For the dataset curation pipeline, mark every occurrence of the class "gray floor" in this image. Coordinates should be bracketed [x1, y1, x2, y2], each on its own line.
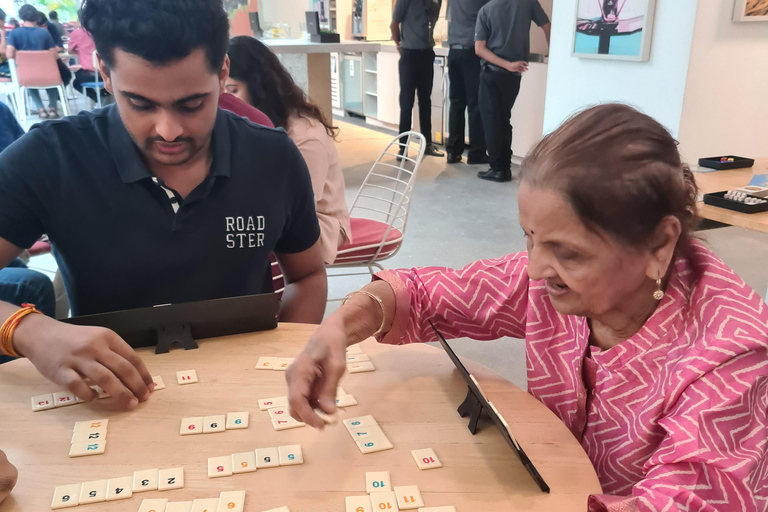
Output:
[329, 119, 768, 390]
[23, 112, 768, 391]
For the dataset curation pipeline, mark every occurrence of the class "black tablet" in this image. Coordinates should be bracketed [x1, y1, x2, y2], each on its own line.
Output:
[430, 321, 550, 493]
[64, 293, 279, 353]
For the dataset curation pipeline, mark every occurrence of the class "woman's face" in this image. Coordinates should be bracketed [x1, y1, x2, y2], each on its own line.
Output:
[517, 182, 653, 319]
[224, 77, 252, 106]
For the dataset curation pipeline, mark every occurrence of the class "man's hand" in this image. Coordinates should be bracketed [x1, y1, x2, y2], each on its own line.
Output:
[0, 450, 18, 504]
[12, 314, 155, 410]
[286, 321, 349, 429]
[505, 61, 529, 73]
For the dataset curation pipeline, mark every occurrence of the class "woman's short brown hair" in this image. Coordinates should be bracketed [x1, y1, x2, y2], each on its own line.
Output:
[521, 103, 698, 255]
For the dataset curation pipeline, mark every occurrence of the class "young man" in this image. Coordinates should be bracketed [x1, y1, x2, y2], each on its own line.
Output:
[67, 25, 107, 103]
[474, 0, 549, 182]
[391, 0, 444, 158]
[6, 4, 61, 118]
[445, 0, 490, 165]
[48, 10, 66, 37]
[0, 0, 327, 410]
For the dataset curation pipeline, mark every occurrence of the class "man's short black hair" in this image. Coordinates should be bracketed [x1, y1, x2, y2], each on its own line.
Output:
[36, 11, 48, 26]
[80, 0, 230, 74]
[18, 5, 39, 23]
[49, 10, 59, 20]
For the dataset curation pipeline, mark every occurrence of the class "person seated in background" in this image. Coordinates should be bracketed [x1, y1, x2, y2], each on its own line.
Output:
[0, 0, 327, 411]
[9, 19, 19, 29]
[287, 104, 768, 510]
[6, 4, 62, 119]
[226, 36, 351, 264]
[48, 10, 65, 38]
[0, 449, 18, 504]
[36, 11, 63, 50]
[0, 9, 9, 78]
[67, 25, 109, 104]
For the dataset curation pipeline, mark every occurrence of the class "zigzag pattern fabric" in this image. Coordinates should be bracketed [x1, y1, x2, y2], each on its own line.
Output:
[377, 241, 768, 512]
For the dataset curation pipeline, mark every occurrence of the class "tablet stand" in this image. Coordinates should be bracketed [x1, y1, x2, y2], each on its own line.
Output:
[155, 324, 197, 354]
[457, 386, 485, 434]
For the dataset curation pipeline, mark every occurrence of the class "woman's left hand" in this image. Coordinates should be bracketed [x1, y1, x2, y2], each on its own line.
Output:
[0, 449, 18, 504]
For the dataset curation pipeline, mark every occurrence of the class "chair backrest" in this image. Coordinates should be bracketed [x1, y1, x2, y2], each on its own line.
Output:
[13, 51, 62, 88]
[91, 51, 100, 78]
[346, 131, 426, 253]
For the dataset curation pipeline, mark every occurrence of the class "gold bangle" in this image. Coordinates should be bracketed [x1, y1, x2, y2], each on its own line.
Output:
[0, 303, 41, 358]
[341, 291, 387, 336]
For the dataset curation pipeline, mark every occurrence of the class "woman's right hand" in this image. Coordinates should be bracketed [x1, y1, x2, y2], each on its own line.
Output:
[286, 320, 349, 429]
[0, 450, 18, 504]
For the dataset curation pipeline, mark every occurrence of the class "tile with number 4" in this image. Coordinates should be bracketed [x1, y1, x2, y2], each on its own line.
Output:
[191, 498, 220, 512]
[176, 369, 198, 385]
[51, 483, 82, 509]
[203, 415, 226, 433]
[180, 417, 204, 435]
[356, 435, 393, 454]
[158, 467, 184, 490]
[278, 444, 303, 465]
[207, 456, 233, 478]
[105, 476, 132, 501]
[394, 486, 424, 510]
[79, 479, 107, 504]
[69, 441, 106, 457]
[366, 471, 392, 493]
[31, 393, 55, 412]
[255, 356, 278, 369]
[133, 468, 159, 492]
[226, 411, 249, 429]
[216, 490, 245, 512]
[346, 495, 373, 512]
[255, 447, 280, 468]
[370, 491, 399, 511]
[231, 451, 257, 473]
[138, 498, 169, 512]
[166, 502, 194, 512]
[411, 448, 442, 470]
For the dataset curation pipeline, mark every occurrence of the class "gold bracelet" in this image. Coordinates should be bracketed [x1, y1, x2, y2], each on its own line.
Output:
[341, 291, 387, 336]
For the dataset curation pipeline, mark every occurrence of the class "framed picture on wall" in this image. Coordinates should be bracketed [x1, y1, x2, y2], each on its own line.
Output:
[572, 0, 657, 61]
[733, 0, 768, 22]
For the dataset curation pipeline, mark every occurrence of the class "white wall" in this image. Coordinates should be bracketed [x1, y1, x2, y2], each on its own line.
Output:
[677, 1, 768, 163]
[542, 0, 698, 137]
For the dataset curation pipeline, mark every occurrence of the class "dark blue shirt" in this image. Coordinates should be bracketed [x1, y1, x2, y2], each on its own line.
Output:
[47, 23, 64, 48]
[0, 102, 24, 153]
[7, 26, 56, 51]
[0, 106, 320, 316]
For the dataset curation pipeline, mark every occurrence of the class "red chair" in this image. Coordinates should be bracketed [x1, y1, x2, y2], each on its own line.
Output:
[326, 131, 426, 295]
[10, 52, 70, 118]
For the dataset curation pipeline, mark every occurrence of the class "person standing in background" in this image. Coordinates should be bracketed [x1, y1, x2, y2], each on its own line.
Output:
[48, 10, 66, 37]
[474, 0, 549, 182]
[445, 0, 490, 165]
[390, 0, 445, 158]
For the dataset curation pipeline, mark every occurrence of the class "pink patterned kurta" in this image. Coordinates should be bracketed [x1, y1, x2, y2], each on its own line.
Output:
[376, 241, 768, 512]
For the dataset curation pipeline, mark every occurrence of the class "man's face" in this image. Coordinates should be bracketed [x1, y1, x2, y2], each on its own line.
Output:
[101, 48, 228, 170]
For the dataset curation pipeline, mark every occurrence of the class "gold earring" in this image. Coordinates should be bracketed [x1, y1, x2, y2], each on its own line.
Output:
[653, 278, 664, 300]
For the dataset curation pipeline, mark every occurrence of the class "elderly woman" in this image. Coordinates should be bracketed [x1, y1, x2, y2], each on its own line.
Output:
[287, 104, 768, 511]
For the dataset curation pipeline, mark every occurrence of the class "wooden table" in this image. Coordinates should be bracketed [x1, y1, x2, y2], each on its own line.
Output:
[0, 324, 602, 511]
[695, 158, 768, 233]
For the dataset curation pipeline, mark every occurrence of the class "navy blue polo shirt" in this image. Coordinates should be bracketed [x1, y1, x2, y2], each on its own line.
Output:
[0, 105, 320, 316]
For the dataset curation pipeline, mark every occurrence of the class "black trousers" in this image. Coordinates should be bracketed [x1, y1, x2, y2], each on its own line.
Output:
[478, 67, 521, 173]
[446, 48, 485, 159]
[73, 68, 104, 103]
[399, 48, 434, 145]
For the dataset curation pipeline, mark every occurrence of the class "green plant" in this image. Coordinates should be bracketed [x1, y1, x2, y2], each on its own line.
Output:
[25, 0, 79, 22]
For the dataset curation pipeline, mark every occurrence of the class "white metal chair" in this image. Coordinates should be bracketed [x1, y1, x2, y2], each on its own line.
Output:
[79, 51, 104, 108]
[326, 131, 426, 296]
[0, 78, 19, 115]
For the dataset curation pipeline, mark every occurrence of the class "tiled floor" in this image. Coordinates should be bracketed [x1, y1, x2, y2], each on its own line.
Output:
[17, 111, 768, 391]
